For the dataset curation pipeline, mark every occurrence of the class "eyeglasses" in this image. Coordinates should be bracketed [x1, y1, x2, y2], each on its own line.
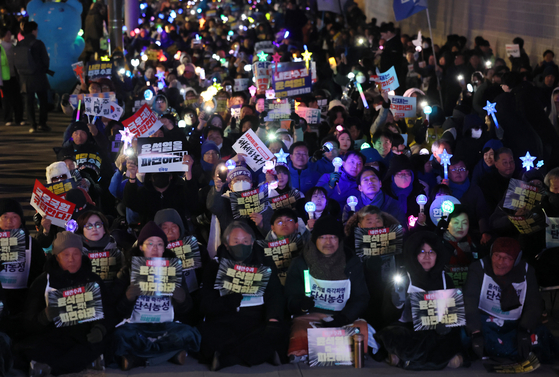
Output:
[418, 249, 436, 257]
[450, 167, 467, 173]
[84, 222, 103, 231]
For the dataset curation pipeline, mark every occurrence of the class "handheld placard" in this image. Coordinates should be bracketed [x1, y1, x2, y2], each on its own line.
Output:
[305, 201, 316, 219]
[416, 194, 428, 213]
[440, 149, 453, 180]
[347, 196, 358, 212]
[333, 157, 343, 173]
[304, 269, 311, 297]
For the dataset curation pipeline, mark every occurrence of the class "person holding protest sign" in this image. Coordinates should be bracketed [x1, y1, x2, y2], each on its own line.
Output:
[198, 221, 287, 370]
[284, 215, 370, 363]
[463, 238, 552, 362]
[111, 222, 201, 371]
[75, 210, 124, 290]
[109, 154, 142, 224]
[376, 231, 463, 370]
[18, 231, 110, 376]
[0, 199, 46, 317]
[344, 205, 402, 329]
[341, 167, 404, 226]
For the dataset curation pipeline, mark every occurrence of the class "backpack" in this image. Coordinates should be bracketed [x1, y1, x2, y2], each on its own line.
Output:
[13, 40, 37, 76]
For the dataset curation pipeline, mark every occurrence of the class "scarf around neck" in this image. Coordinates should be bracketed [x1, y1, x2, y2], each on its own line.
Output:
[303, 241, 347, 280]
[449, 178, 470, 200]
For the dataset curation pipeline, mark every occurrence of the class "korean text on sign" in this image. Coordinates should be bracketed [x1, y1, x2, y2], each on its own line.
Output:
[30, 180, 76, 228]
[122, 104, 163, 138]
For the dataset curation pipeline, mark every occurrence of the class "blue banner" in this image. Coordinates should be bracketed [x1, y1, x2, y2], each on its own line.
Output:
[393, 0, 427, 21]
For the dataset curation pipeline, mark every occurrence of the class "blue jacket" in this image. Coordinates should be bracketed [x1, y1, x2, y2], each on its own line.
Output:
[316, 167, 360, 209]
[342, 191, 406, 226]
[109, 170, 142, 199]
[287, 157, 334, 194]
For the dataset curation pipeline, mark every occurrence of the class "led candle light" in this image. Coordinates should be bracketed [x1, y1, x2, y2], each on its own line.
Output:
[305, 201, 316, 219]
[333, 157, 343, 173]
[347, 196, 358, 211]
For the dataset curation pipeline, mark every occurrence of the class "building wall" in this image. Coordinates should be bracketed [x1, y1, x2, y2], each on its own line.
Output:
[363, 0, 559, 67]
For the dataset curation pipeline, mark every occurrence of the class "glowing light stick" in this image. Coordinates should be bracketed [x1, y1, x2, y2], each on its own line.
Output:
[440, 149, 453, 180]
[520, 152, 536, 171]
[304, 269, 311, 296]
[249, 86, 257, 97]
[76, 100, 81, 121]
[274, 149, 289, 164]
[408, 215, 418, 227]
[225, 159, 236, 170]
[416, 194, 428, 213]
[347, 196, 358, 212]
[305, 202, 316, 219]
[66, 219, 78, 233]
[360, 143, 371, 150]
[264, 160, 275, 172]
[333, 157, 343, 173]
[441, 200, 455, 217]
[356, 82, 369, 109]
[483, 101, 499, 129]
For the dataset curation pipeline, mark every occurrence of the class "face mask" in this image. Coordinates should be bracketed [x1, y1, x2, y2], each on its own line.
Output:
[471, 128, 482, 139]
[152, 174, 170, 188]
[356, 74, 366, 84]
[232, 180, 252, 192]
[228, 244, 252, 261]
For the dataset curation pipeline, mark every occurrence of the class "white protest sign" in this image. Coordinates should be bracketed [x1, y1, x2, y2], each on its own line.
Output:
[546, 216, 559, 249]
[122, 104, 163, 138]
[137, 138, 189, 173]
[232, 129, 274, 171]
[506, 44, 520, 58]
[376, 66, 400, 93]
[234, 78, 250, 92]
[309, 275, 351, 311]
[30, 180, 76, 228]
[254, 41, 274, 54]
[388, 95, 416, 118]
[295, 106, 321, 124]
[84, 96, 108, 116]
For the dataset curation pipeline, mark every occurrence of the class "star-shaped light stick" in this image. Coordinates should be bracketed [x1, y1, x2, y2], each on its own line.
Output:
[274, 149, 289, 164]
[440, 149, 453, 180]
[301, 46, 312, 69]
[257, 51, 268, 62]
[272, 52, 281, 64]
[73, 63, 84, 84]
[483, 100, 499, 129]
[520, 152, 536, 171]
[119, 128, 136, 148]
[155, 71, 166, 82]
[537, 160, 544, 168]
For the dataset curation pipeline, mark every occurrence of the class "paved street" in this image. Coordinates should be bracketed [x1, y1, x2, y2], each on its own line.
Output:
[1, 110, 559, 376]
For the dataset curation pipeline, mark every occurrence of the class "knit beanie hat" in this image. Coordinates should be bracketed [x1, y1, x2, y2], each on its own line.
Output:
[386, 154, 413, 178]
[154, 208, 185, 237]
[491, 237, 521, 261]
[227, 166, 252, 182]
[52, 231, 83, 255]
[69, 121, 89, 135]
[0, 199, 24, 225]
[46, 161, 71, 184]
[137, 221, 168, 246]
[201, 140, 220, 156]
[311, 215, 343, 243]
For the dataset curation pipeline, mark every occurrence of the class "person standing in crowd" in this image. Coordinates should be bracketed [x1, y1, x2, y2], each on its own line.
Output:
[0, 27, 23, 126]
[13, 21, 50, 133]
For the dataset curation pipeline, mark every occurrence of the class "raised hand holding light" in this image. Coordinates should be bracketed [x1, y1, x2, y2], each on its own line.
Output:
[483, 101, 499, 129]
[333, 157, 343, 173]
[440, 149, 453, 180]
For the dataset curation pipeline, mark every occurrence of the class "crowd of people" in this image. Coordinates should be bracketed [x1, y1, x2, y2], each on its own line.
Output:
[1, 0, 559, 374]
